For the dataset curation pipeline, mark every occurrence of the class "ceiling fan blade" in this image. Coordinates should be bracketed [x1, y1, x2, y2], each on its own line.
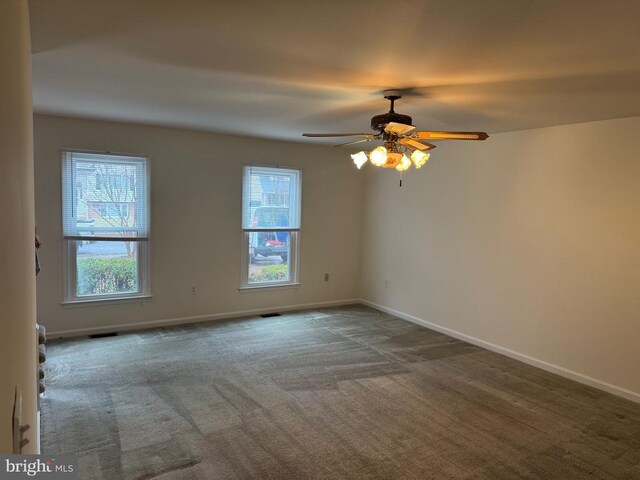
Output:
[414, 131, 489, 141]
[399, 138, 436, 151]
[384, 122, 416, 135]
[333, 137, 373, 147]
[302, 133, 372, 137]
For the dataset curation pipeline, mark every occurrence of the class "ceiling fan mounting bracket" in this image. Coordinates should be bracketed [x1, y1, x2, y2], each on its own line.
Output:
[383, 89, 402, 101]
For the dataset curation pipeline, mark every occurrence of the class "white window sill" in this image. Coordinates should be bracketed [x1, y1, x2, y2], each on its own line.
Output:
[62, 295, 152, 308]
[239, 283, 300, 293]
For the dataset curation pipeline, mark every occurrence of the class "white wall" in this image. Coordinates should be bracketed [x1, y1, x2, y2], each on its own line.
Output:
[362, 116, 640, 399]
[0, 0, 38, 453]
[34, 115, 363, 335]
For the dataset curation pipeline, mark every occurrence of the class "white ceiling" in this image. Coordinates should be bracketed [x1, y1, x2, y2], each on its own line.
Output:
[29, 0, 640, 144]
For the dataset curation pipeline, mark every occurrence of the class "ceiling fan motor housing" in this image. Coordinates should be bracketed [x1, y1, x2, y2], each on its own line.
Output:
[370, 112, 413, 132]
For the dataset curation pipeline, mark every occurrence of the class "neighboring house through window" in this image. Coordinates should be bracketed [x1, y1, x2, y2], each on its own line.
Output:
[241, 166, 301, 288]
[62, 151, 150, 302]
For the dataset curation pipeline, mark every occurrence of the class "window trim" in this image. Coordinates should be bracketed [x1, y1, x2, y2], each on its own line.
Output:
[240, 165, 302, 290]
[61, 149, 151, 303]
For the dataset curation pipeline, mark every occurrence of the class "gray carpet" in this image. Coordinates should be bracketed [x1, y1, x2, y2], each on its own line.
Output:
[41, 305, 640, 479]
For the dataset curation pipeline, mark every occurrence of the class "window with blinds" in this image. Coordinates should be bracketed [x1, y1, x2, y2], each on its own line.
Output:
[61, 151, 150, 302]
[241, 166, 301, 288]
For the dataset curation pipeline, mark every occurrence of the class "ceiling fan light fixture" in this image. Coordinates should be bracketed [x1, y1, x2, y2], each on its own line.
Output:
[411, 149, 430, 169]
[351, 151, 368, 169]
[395, 154, 412, 172]
[369, 146, 388, 167]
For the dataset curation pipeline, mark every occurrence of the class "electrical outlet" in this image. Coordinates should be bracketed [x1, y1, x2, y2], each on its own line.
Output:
[384, 279, 389, 288]
[324, 273, 329, 282]
[190, 284, 197, 295]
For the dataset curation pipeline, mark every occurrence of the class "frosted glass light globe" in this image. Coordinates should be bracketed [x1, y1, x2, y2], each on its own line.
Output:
[351, 151, 368, 169]
[369, 146, 387, 167]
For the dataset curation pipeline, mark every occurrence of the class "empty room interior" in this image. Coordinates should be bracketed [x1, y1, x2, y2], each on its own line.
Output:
[1, 0, 640, 478]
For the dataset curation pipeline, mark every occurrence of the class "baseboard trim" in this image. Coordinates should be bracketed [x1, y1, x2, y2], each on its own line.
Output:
[49, 298, 360, 338]
[360, 299, 640, 404]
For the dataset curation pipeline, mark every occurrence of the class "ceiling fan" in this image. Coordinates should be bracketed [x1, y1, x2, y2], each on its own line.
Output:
[303, 89, 488, 173]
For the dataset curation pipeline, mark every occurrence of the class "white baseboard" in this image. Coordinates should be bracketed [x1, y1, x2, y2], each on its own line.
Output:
[49, 298, 360, 338]
[360, 299, 640, 404]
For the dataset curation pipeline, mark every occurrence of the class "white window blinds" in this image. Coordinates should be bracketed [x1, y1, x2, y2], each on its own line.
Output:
[242, 166, 301, 230]
[62, 151, 150, 240]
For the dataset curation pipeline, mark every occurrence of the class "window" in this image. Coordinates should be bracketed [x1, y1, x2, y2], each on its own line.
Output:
[62, 151, 150, 302]
[241, 166, 301, 288]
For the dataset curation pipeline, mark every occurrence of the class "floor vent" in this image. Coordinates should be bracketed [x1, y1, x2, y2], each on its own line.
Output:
[88, 332, 118, 339]
[260, 313, 282, 318]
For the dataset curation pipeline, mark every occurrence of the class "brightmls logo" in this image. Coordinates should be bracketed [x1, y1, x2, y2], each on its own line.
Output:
[0, 455, 77, 479]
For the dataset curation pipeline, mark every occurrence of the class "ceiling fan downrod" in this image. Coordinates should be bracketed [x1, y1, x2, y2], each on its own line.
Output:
[384, 88, 406, 113]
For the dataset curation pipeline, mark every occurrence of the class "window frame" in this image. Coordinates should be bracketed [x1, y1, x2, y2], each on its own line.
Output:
[239, 165, 301, 290]
[61, 149, 151, 304]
